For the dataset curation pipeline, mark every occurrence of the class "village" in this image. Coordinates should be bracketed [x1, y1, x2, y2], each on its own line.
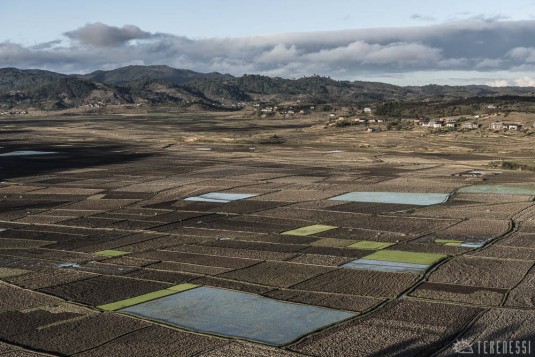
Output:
[252, 101, 532, 133]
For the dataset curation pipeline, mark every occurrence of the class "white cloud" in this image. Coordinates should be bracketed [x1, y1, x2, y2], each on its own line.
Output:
[4, 20, 535, 83]
[514, 76, 535, 86]
[486, 79, 510, 87]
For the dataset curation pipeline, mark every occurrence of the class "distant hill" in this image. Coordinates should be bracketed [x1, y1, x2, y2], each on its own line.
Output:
[0, 68, 66, 92]
[81, 65, 232, 85]
[1, 65, 535, 112]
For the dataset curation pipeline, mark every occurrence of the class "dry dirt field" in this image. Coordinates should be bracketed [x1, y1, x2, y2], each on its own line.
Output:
[1, 112, 535, 356]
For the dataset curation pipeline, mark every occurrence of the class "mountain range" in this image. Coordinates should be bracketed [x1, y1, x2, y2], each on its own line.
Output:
[1, 65, 534, 111]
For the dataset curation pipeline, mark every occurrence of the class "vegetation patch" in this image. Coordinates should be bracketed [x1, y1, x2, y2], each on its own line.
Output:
[363, 250, 446, 265]
[281, 224, 338, 236]
[94, 250, 130, 257]
[347, 241, 394, 250]
[98, 283, 199, 311]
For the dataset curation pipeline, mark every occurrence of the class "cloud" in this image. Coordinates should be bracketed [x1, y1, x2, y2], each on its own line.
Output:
[507, 47, 535, 63]
[410, 14, 436, 22]
[514, 76, 535, 86]
[486, 80, 510, 87]
[64, 22, 152, 47]
[4, 19, 535, 84]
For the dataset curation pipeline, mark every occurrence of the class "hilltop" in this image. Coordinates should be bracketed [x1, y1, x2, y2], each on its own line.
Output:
[1, 65, 535, 113]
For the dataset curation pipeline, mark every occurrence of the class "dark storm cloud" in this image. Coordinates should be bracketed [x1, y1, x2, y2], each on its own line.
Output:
[3, 20, 535, 81]
[64, 22, 152, 47]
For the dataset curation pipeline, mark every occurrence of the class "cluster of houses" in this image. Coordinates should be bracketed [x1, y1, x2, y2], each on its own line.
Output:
[255, 105, 311, 115]
[84, 102, 107, 108]
[419, 118, 524, 131]
[324, 116, 387, 128]
[489, 121, 523, 131]
[0, 110, 28, 115]
[419, 118, 480, 129]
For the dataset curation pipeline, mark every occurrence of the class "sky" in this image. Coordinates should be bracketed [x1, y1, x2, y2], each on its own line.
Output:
[2, 0, 535, 86]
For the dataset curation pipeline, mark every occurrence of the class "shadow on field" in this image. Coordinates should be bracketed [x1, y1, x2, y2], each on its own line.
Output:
[0, 142, 153, 180]
[368, 322, 535, 357]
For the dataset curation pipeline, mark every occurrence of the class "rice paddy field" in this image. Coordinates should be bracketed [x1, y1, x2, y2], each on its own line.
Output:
[1, 112, 535, 356]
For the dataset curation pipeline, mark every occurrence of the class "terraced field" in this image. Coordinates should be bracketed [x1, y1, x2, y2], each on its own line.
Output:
[1, 112, 535, 356]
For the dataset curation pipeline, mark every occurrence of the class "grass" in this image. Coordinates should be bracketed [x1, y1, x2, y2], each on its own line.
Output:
[281, 224, 338, 236]
[363, 250, 446, 265]
[98, 283, 199, 311]
[347, 241, 394, 250]
[435, 239, 463, 244]
[87, 194, 106, 200]
[94, 250, 130, 257]
[0, 267, 30, 278]
[458, 184, 535, 195]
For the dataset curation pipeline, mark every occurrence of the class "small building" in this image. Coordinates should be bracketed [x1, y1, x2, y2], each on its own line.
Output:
[364, 107, 372, 113]
[462, 122, 480, 129]
[429, 120, 444, 128]
[490, 121, 504, 130]
[446, 122, 458, 128]
[445, 118, 457, 123]
[507, 123, 522, 130]
[487, 104, 496, 109]
[367, 127, 377, 133]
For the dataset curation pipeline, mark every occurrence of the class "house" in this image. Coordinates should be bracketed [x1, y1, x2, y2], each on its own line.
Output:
[446, 122, 458, 128]
[490, 122, 522, 130]
[364, 107, 372, 113]
[487, 105, 496, 109]
[428, 120, 444, 128]
[367, 128, 377, 132]
[507, 123, 522, 130]
[462, 122, 480, 129]
[445, 118, 457, 123]
[490, 121, 504, 130]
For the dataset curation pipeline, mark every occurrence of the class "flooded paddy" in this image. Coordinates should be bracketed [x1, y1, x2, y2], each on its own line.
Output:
[329, 192, 450, 205]
[0, 150, 58, 157]
[120, 286, 356, 345]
